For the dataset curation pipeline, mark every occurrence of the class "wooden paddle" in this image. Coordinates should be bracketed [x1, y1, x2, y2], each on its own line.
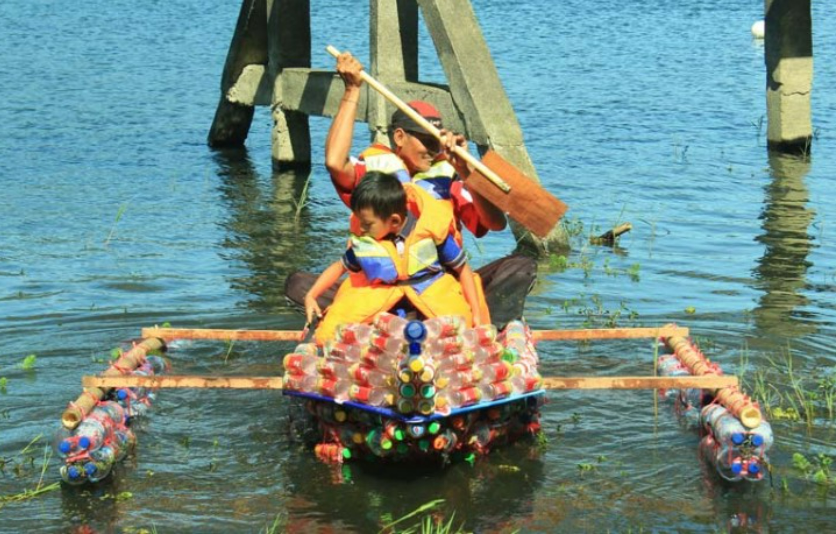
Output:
[326, 45, 568, 238]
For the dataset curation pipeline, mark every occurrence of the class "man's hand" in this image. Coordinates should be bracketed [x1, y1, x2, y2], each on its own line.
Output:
[336, 52, 364, 90]
[304, 293, 322, 325]
[439, 128, 471, 177]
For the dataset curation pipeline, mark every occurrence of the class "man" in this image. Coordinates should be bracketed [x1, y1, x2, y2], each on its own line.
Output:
[285, 52, 536, 327]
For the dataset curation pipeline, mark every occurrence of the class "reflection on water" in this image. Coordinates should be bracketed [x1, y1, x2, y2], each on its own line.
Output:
[213, 148, 317, 314]
[751, 152, 817, 342]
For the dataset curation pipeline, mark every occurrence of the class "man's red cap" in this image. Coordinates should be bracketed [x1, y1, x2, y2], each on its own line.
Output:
[390, 100, 443, 132]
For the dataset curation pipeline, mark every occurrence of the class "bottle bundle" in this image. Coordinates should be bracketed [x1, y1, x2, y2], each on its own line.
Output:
[282, 316, 400, 406]
[656, 352, 703, 425]
[55, 400, 136, 485]
[56, 352, 169, 485]
[106, 355, 169, 421]
[308, 393, 544, 463]
[699, 403, 773, 482]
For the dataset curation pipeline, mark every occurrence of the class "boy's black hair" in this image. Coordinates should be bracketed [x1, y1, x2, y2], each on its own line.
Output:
[351, 171, 408, 219]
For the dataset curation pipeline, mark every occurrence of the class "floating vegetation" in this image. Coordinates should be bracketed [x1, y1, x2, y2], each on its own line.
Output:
[378, 499, 465, 534]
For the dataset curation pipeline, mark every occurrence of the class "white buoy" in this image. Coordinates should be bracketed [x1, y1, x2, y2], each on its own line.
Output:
[751, 20, 765, 39]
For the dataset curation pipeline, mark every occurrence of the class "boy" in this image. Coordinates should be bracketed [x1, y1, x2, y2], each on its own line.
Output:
[305, 171, 483, 345]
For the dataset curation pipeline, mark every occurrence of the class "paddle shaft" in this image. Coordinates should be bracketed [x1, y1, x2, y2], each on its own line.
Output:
[326, 45, 511, 193]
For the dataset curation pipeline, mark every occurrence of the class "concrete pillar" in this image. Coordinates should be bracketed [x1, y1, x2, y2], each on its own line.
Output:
[418, 0, 567, 250]
[208, 0, 269, 147]
[764, 0, 813, 154]
[267, 0, 311, 169]
[369, 0, 419, 144]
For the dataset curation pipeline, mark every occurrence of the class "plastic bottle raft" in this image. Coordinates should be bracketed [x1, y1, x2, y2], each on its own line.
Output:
[282, 314, 545, 464]
[657, 334, 773, 482]
[54, 346, 169, 485]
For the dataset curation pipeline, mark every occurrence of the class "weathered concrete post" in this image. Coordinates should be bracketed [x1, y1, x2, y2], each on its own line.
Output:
[369, 0, 419, 144]
[208, 0, 268, 148]
[764, 0, 813, 154]
[266, 0, 311, 169]
[418, 0, 567, 250]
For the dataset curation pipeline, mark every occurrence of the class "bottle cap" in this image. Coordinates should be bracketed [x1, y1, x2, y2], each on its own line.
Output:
[79, 436, 91, 450]
[408, 341, 422, 356]
[397, 399, 415, 414]
[408, 356, 425, 373]
[730, 461, 743, 475]
[117, 389, 128, 400]
[751, 434, 764, 447]
[420, 384, 436, 398]
[405, 321, 427, 343]
[342, 448, 352, 460]
[399, 383, 417, 398]
[731, 433, 745, 445]
[59, 440, 72, 454]
[427, 421, 441, 434]
[85, 462, 98, 475]
[67, 465, 82, 479]
[748, 462, 760, 474]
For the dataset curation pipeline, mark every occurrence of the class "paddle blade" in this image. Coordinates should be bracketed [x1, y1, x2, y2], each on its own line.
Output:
[466, 151, 568, 238]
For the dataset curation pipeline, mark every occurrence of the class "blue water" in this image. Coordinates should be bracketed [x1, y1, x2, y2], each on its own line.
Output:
[2, 0, 836, 531]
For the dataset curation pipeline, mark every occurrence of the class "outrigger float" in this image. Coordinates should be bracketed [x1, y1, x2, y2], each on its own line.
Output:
[55, 318, 772, 484]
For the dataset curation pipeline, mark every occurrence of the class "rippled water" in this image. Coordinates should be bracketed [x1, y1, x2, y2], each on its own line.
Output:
[2, 0, 836, 532]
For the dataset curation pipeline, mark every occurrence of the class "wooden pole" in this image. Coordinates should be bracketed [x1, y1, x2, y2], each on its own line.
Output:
[141, 326, 686, 342]
[62, 337, 166, 429]
[83, 374, 736, 391]
[664, 332, 762, 428]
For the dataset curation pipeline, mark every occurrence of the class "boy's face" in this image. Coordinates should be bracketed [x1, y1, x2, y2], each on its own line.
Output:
[355, 208, 403, 240]
[393, 128, 440, 174]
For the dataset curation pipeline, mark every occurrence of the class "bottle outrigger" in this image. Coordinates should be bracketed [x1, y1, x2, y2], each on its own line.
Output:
[56, 314, 772, 483]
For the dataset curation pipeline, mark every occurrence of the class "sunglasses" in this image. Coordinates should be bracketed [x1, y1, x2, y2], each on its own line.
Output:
[407, 132, 441, 153]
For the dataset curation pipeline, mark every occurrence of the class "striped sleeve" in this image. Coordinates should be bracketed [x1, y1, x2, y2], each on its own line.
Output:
[437, 234, 466, 271]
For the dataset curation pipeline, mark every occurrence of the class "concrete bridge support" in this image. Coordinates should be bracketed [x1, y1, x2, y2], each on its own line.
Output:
[764, 0, 813, 154]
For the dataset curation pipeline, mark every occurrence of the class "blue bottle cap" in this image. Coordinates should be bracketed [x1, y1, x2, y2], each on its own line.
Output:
[59, 440, 72, 454]
[751, 434, 764, 447]
[85, 462, 98, 475]
[748, 462, 760, 474]
[68, 466, 81, 479]
[408, 342, 422, 356]
[117, 389, 128, 400]
[731, 461, 743, 475]
[731, 433, 745, 445]
[404, 321, 427, 343]
[79, 436, 91, 450]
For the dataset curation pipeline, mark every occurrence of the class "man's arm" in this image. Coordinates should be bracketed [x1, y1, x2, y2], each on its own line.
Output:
[304, 260, 347, 323]
[441, 130, 507, 232]
[325, 53, 364, 197]
[453, 262, 484, 326]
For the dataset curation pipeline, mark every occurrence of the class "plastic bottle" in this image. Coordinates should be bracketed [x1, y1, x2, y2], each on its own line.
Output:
[336, 323, 374, 345]
[436, 369, 482, 390]
[348, 363, 393, 387]
[362, 346, 400, 371]
[318, 360, 351, 380]
[396, 398, 415, 414]
[315, 403, 348, 424]
[468, 421, 494, 453]
[72, 418, 108, 452]
[317, 378, 351, 402]
[365, 428, 394, 457]
[283, 373, 318, 392]
[374, 313, 408, 338]
[510, 374, 543, 394]
[60, 463, 87, 485]
[701, 404, 774, 452]
[404, 321, 428, 343]
[416, 364, 435, 384]
[349, 384, 395, 406]
[86, 445, 117, 483]
[293, 342, 319, 357]
[405, 354, 425, 373]
[398, 382, 417, 399]
[436, 386, 481, 414]
[369, 331, 406, 354]
[283, 352, 319, 375]
[324, 341, 362, 362]
[463, 324, 498, 347]
[416, 398, 436, 415]
[424, 336, 464, 357]
[383, 421, 406, 442]
[482, 361, 513, 382]
[432, 429, 459, 453]
[435, 352, 474, 372]
[113, 428, 136, 462]
[471, 342, 502, 364]
[424, 316, 465, 338]
[479, 380, 513, 401]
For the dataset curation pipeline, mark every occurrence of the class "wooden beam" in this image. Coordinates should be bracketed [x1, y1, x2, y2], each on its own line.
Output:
[541, 375, 738, 390]
[142, 326, 687, 342]
[141, 327, 304, 342]
[84, 375, 284, 390]
[83, 374, 735, 391]
[532, 326, 688, 341]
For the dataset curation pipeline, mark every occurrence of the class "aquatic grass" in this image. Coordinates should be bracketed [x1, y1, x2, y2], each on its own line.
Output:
[377, 499, 468, 534]
[0, 377, 6, 393]
[104, 201, 130, 247]
[291, 172, 313, 224]
[0, 443, 59, 511]
[20, 354, 37, 370]
[262, 513, 285, 534]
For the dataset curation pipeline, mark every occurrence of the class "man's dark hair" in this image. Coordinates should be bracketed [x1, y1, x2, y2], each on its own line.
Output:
[351, 171, 407, 219]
